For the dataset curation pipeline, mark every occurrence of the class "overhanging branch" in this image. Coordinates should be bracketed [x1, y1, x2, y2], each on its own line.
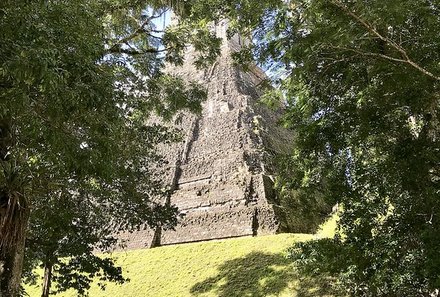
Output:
[108, 9, 168, 55]
[108, 47, 169, 55]
[330, 0, 440, 81]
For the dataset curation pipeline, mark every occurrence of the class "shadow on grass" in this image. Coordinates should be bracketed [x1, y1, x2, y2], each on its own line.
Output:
[190, 251, 338, 297]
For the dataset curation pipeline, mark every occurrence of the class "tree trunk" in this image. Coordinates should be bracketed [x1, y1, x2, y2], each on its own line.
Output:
[0, 117, 30, 297]
[0, 219, 28, 297]
[150, 226, 162, 248]
[41, 262, 53, 297]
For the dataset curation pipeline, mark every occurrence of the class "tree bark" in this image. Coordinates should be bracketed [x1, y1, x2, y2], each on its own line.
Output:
[0, 216, 29, 297]
[41, 262, 53, 297]
[0, 118, 29, 297]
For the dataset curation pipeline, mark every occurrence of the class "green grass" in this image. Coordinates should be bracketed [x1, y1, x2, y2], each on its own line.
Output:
[25, 216, 338, 297]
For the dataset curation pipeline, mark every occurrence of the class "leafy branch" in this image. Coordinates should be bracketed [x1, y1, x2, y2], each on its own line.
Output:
[330, 0, 440, 81]
[107, 9, 168, 55]
[108, 47, 169, 55]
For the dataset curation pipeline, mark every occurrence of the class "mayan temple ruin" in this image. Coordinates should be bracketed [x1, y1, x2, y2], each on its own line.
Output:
[119, 20, 292, 249]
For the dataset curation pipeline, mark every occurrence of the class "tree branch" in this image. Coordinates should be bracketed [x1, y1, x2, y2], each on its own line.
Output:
[330, 46, 408, 64]
[330, 0, 440, 81]
[108, 47, 169, 55]
[108, 9, 168, 54]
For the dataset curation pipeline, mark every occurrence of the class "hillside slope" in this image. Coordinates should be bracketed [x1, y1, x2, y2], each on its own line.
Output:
[25, 232, 339, 297]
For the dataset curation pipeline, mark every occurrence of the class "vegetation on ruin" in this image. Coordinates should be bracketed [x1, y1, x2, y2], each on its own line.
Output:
[1, 0, 216, 295]
[23, 216, 338, 296]
[184, 0, 440, 295]
[1, 0, 439, 296]
[23, 233, 330, 297]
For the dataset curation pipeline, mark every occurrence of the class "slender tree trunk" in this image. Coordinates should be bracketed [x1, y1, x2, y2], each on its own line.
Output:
[41, 262, 53, 297]
[0, 217, 28, 297]
[150, 226, 162, 248]
[0, 118, 29, 297]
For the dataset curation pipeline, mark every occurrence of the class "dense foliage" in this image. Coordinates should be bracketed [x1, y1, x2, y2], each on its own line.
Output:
[0, 0, 220, 295]
[184, 0, 440, 295]
[2, 0, 439, 295]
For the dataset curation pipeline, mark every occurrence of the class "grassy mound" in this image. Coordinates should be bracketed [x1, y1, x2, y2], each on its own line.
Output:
[24, 234, 310, 296]
[25, 217, 338, 296]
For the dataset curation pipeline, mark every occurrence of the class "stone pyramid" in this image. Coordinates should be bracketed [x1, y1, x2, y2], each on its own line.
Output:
[120, 20, 291, 249]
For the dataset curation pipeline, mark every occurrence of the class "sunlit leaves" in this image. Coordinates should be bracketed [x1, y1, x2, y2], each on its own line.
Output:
[1, 0, 219, 295]
[182, 0, 440, 295]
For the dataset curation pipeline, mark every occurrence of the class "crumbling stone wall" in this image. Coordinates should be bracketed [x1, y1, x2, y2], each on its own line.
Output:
[118, 20, 292, 250]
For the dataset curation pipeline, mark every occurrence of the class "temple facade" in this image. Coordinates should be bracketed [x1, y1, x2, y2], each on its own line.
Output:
[119, 21, 292, 249]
